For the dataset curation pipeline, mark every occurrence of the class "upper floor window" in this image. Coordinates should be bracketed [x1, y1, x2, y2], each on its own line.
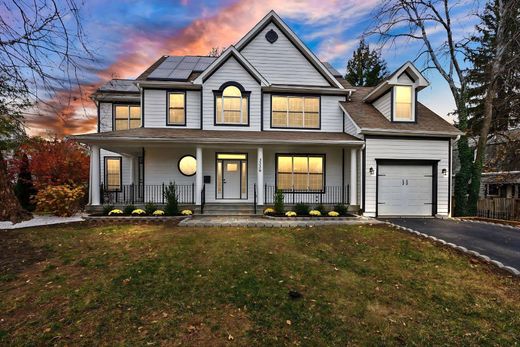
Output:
[394, 86, 413, 121]
[272, 95, 320, 129]
[168, 92, 186, 125]
[215, 83, 249, 126]
[114, 105, 141, 131]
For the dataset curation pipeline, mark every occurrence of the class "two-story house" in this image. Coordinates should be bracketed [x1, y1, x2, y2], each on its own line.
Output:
[72, 10, 461, 217]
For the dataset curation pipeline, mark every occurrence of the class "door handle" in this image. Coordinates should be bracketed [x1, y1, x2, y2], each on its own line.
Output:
[223, 179, 227, 184]
[406, 179, 408, 185]
[402, 179, 404, 185]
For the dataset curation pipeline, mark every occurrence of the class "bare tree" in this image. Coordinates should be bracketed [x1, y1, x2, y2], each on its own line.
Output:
[208, 46, 227, 57]
[365, 0, 475, 216]
[0, 0, 93, 222]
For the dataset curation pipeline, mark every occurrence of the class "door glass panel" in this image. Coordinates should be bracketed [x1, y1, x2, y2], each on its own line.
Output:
[217, 153, 247, 160]
[217, 161, 222, 196]
[241, 162, 246, 196]
[226, 163, 238, 172]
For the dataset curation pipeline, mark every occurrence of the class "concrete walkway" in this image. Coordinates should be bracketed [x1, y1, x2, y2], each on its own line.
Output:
[384, 218, 520, 271]
[0, 215, 84, 230]
[179, 215, 383, 227]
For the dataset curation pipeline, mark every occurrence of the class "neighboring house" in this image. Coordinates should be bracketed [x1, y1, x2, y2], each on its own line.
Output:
[71, 10, 461, 217]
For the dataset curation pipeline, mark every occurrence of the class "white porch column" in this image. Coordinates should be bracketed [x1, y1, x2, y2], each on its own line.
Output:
[195, 146, 203, 205]
[90, 145, 101, 206]
[350, 148, 358, 206]
[257, 147, 264, 205]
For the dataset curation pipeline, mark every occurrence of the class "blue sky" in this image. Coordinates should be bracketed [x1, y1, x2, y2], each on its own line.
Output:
[23, 0, 481, 134]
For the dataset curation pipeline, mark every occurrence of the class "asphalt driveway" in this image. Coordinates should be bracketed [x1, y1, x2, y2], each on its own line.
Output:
[382, 218, 520, 270]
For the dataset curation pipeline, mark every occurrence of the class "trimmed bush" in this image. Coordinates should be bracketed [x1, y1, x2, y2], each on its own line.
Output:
[333, 204, 349, 216]
[309, 210, 321, 216]
[328, 211, 340, 217]
[144, 202, 158, 215]
[314, 204, 326, 215]
[131, 209, 146, 216]
[108, 209, 123, 216]
[263, 208, 275, 216]
[294, 203, 310, 216]
[274, 189, 284, 215]
[123, 205, 136, 215]
[102, 204, 115, 216]
[34, 184, 85, 217]
[181, 209, 193, 216]
[285, 211, 297, 217]
[153, 210, 165, 216]
[164, 182, 179, 216]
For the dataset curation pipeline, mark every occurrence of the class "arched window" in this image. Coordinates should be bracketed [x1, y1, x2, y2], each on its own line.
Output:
[215, 83, 249, 125]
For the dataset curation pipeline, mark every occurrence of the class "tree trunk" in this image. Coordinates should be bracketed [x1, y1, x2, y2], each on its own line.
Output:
[0, 151, 32, 223]
[453, 99, 473, 216]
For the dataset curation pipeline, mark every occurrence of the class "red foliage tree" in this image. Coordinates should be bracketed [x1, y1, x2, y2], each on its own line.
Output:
[10, 137, 90, 189]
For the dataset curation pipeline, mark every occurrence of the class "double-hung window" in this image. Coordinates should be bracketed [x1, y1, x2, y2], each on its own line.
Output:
[168, 92, 186, 125]
[105, 157, 122, 191]
[215, 85, 249, 125]
[114, 105, 141, 130]
[272, 96, 320, 129]
[276, 155, 324, 191]
[393, 86, 413, 121]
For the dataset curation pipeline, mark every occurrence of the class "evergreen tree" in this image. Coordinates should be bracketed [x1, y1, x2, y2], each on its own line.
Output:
[13, 153, 36, 211]
[345, 39, 388, 86]
[466, 0, 520, 137]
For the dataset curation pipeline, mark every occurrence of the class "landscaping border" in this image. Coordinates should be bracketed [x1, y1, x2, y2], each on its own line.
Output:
[385, 220, 520, 277]
[84, 215, 189, 225]
[448, 217, 520, 230]
[263, 215, 360, 221]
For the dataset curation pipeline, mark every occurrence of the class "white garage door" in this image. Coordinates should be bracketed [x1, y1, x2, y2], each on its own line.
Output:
[378, 164, 433, 216]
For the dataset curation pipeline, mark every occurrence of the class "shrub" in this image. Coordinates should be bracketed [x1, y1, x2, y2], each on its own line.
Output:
[333, 204, 349, 216]
[294, 203, 310, 216]
[131, 209, 146, 216]
[274, 189, 284, 215]
[144, 202, 158, 215]
[34, 184, 85, 217]
[263, 208, 275, 216]
[285, 211, 297, 217]
[153, 210, 165, 216]
[314, 204, 326, 214]
[164, 182, 179, 216]
[309, 210, 321, 216]
[181, 209, 193, 216]
[328, 211, 340, 217]
[102, 204, 115, 216]
[108, 209, 123, 216]
[123, 205, 136, 215]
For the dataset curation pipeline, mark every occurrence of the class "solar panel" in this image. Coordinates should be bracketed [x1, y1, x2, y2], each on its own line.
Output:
[183, 56, 200, 63]
[146, 55, 217, 80]
[168, 69, 192, 80]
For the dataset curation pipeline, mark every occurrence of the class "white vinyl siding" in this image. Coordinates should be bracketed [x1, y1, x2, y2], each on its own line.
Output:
[99, 102, 113, 132]
[99, 149, 134, 187]
[202, 56, 261, 131]
[372, 91, 391, 121]
[364, 138, 450, 217]
[241, 22, 330, 86]
[144, 89, 200, 128]
[263, 93, 344, 132]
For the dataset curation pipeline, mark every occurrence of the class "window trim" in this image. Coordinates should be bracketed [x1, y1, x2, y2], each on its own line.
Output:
[214, 152, 249, 200]
[104, 156, 122, 192]
[166, 90, 187, 126]
[178, 154, 197, 177]
[270, 94, 321, 130]
[275, 153, 326, 193]
[391, 85, 416, 123]
[213, 81, 251, 127]
[112, 103, 141, 131]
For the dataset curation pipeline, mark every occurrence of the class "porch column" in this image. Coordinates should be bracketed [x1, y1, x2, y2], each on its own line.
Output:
[350, 148, 358, 205]
[257, 147, 264, 205]
[90, 145, 101, 206]
[195, 146, 203, 205]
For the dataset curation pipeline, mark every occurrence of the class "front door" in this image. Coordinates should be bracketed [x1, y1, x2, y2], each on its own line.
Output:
[216, 153, 247, 199]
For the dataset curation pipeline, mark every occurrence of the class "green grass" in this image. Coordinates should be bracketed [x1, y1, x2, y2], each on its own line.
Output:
[1, 223, 519, 346]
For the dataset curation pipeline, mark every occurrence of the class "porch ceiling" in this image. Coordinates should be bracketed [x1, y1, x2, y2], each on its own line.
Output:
[69, 128, 364, 146]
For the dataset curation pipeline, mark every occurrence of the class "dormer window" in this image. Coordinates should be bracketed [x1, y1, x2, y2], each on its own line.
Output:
[393, 85, 414, 122]
[214, 83, 250, 126]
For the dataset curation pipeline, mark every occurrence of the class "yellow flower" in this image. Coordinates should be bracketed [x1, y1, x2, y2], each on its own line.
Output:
[131, 209, 146, 216]
[309, 210, 321, 216]
[153, 210, 165, 216]
[328, 211, 339, 217]
[109, 209, 123, 216]
[263, 208, 275, 215]
[181, 210, 193, 215]
[285, 211, 297, 217]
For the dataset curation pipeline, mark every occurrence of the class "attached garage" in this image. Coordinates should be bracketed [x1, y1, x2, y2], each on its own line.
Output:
[376, 160, 437, 217]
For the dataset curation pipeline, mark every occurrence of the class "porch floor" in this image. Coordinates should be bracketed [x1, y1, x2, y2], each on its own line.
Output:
[179, 215, 381, 227]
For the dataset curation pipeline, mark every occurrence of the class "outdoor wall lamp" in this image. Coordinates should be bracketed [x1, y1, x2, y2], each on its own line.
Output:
[369, 167, 375, 176]
[442, 168, 448, 176]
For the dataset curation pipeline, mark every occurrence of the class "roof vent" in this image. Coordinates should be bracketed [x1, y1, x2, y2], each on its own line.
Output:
[265, 29, 278, 44]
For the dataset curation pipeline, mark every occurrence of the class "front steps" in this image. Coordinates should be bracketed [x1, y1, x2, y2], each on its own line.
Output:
[196, 203, 259, 216]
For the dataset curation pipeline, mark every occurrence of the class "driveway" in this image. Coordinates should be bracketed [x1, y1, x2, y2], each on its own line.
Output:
[382, 218, 520, 270]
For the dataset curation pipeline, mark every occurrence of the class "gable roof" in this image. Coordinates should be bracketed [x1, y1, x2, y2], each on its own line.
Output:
[235, 10, 344, 89]
[340, 87, 462, 137]
[194, 46, 269, 86]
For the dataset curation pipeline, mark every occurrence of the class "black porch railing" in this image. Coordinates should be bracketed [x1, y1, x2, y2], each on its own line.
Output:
[264, 185, 350, 205]
[100, 183, 195, 205]
[200, 184, 206, 214]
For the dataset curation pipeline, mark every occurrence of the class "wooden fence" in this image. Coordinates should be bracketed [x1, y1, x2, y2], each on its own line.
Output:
[477, 198, 520, 221]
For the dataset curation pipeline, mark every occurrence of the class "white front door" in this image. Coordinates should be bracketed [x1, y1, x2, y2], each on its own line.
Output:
[223, 160, 241, 199]
[216, 153, 247, 200]
[378, 164, 433, 216]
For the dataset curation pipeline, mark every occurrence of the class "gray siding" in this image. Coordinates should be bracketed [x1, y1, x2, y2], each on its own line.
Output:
[343, 111, 361, 138]
[144, 89, 201, 128]
[202, 56, 261, 131]
[262, 93, 345, 132]
[372, 91, 391, 121]
[99, 102, 112, 132]
[99, 149, 133, 186]
[241, 22, 330, 86]
[364, 138, 450, 217]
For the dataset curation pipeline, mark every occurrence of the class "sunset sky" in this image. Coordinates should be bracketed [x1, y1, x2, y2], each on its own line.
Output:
[23, 0, 480, 136]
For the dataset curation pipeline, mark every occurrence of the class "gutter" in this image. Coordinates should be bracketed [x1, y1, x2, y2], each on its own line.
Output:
[360, 128, 463, 138]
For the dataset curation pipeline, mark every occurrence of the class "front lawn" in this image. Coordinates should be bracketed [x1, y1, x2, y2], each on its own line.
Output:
[1, 223, 519, 345]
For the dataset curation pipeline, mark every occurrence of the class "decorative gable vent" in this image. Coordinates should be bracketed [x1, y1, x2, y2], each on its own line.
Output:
[265, 29, 278, 44]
